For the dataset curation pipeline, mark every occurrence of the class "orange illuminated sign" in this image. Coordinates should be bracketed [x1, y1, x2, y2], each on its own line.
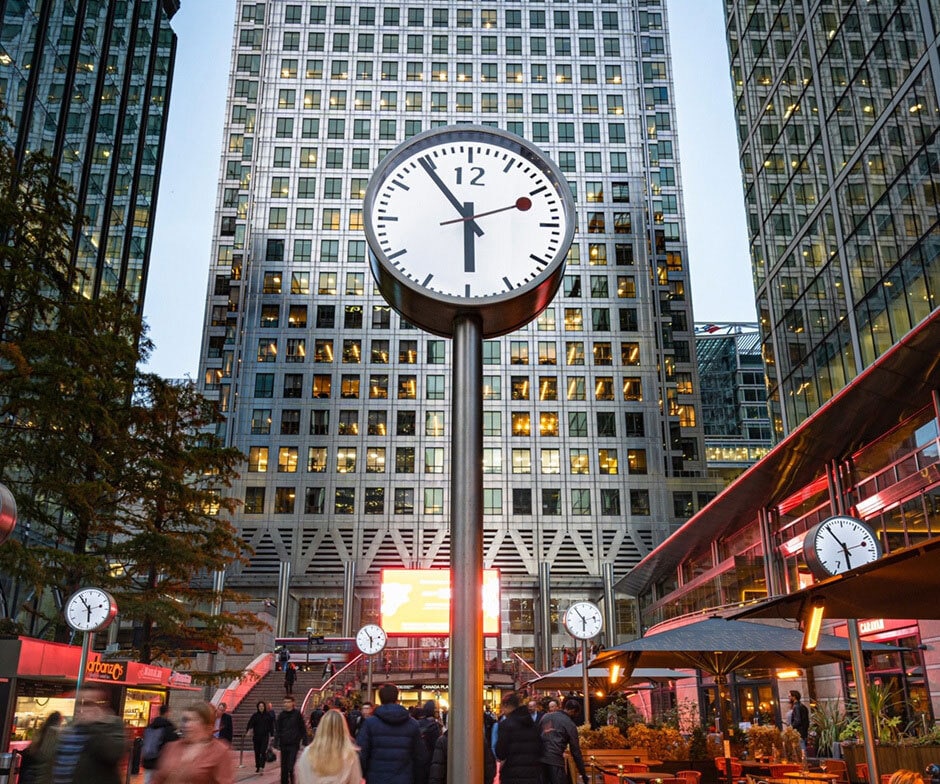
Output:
[381, 569, 500, 635]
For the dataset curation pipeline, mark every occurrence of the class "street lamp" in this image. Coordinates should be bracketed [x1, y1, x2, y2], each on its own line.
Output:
[306, 626, 314, 669]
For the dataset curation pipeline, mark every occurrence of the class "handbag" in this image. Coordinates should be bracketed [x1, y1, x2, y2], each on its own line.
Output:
[266, 747, 277, 763]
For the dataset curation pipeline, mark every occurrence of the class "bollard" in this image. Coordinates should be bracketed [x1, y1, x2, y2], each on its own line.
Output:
[239, 732, 246, 768]
[0, 752, 15, 784]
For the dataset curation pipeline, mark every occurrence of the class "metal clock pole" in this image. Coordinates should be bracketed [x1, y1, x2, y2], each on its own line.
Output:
[367, 653, 374, 703]
[448, 313, 484, 784]
[581, 639, 590, 725]
[73, 632, 93, 714]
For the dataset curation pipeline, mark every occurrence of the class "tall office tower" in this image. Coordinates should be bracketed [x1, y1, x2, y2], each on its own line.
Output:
[0, 0, 179, 305]
[726, 2, 940, 436]
[694, 323, 772, 484]
[199, 0, 717, 664]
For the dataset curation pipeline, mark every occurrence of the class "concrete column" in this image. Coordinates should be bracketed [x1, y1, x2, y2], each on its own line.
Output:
[276, 560, 291, 637]
[602, 562, 616, 649]
[538, 562, 553, 671]
[342, 560, 357, 637]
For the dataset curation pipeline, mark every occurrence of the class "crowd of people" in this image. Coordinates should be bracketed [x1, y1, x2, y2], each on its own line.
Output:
[17, 684, 931, 784]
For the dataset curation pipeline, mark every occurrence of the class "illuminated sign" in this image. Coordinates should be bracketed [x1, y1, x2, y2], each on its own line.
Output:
[858, 619, 885, 635]
[381, 569, 500, 635]
[86, 659, 126, 682]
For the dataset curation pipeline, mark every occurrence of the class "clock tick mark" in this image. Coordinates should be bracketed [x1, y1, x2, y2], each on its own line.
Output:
[503, 276, 513, 290]
[530, 186, 547, 196]
[388, 249, 407, 260]
[465, 284, 471, 297]
[423, 274, 434, 286]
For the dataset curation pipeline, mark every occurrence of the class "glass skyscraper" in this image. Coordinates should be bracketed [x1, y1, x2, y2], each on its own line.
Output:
[0, 0, 179, 304]
[725, 0, 940, 435]
[199, 0, 718, 664]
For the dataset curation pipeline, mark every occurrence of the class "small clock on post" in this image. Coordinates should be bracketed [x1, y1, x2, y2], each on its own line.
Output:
[65, 587, 118, 633]
[356, 624, 387, 702]
[563, 601, 603, 727]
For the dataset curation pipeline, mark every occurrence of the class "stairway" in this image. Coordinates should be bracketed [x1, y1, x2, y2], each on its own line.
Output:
[228, 669, 330, 735]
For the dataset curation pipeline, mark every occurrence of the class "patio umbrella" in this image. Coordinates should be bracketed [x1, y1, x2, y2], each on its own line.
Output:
[526, 663, 690, 691]
[590, 616, 898, 731]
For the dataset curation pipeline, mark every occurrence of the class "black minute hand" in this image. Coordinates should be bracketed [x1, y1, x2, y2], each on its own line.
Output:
[418, 157, 484, 237]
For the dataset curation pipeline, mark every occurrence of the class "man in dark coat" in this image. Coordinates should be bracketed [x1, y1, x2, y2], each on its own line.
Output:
[788, 690, 810, 751]
[141, 703, 177, 780]
[427, 714, 496, 784]
[494, 692, 541, 784]
[213, 702, 234, 743]
[538, 698, 588, 784]
[275, 696, 309, 784]
[417, 700, 442, 759]
[357, 683, 429, 784]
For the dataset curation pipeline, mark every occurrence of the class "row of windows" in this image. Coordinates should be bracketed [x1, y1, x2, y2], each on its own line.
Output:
[258, 57, 632, 86]
[247, 444, 648, 475]
[248, 407, 647, 439]
[273, 32, 627, 58]
[280, 5, 624, 30]
[242, 484, 650, 517]
[249, 369, 654, 403]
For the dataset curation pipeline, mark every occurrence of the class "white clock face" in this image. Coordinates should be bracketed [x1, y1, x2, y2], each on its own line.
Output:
[805, 516, 882, 578]
[368, 134, 570, 299]
[564, 602, 603, 640]
[356, 624, 387, 655]
[65, 588, 117, 632]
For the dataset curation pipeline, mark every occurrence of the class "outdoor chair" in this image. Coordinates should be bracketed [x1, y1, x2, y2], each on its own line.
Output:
[658, 777, 686, 784]
[770, 765, 803, 777]
[821, 759, 849, 784]
[881, 776, 893, 784]
[620, 764, 651, 773]
[856, 764, 869, 784]
[676, 770, 702, 784]
[716, 758, 743, 778]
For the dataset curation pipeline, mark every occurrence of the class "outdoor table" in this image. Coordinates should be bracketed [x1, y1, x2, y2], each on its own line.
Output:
[782, 774, 839, 781]
[740, 761, 774, 775]
[615, 772, 673, 782]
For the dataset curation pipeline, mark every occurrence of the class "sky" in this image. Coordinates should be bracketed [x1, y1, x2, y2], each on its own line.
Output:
[143, 0, 756, 380]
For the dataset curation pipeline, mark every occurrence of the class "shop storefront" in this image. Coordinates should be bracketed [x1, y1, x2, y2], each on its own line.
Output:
[0, 636, 197, 751]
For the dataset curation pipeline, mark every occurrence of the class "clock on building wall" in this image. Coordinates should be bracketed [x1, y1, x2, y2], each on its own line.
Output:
[802, 515, 882, 579]
[563, 601, 603, 640]
[364, 125, 576, 338]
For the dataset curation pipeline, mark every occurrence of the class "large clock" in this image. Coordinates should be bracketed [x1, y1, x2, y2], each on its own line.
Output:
[364, 126, 575, 338]
[356, 624, 387, 655]
[563, 601, 603, 641]
[64, 588, 118, 633]
[803, 515, 882, 579]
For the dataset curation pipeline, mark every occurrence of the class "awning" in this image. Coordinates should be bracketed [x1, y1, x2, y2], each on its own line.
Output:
[731, 536, 940, 621]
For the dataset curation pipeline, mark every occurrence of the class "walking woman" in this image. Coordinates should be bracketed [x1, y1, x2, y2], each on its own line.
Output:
[18, 711, 62, 784]
[247, 700, 276, 773]
[152, 702, 234, 784]
[295, 708, 361, 784]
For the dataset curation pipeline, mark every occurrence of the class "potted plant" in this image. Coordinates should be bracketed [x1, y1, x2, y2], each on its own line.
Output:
[812, 700, 848, 758]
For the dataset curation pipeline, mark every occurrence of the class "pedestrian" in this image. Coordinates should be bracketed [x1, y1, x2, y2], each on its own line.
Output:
[19, 711, 62, 784]
[494, 692, 540, 784]
[417, 701, 441, 759]
[278, 646, 290, 672]
[311, 705, 326, 737]
[527, 699, 543, 725]
[152, 702, 234, 784]
[787, 690, 810, 752]
[538, 698, 589, 784]
[296, 708, 362, 784]
[213, 702, 234, 744]
[51, 688, 126, 784]
[141, 704, 178, 783]
[357, 683, 429, 784]
[427, 713, 496, 784]
[323, 658, 336, 678]
[275, 696, 310, 784]
[285, 661, 298, 696]
[247, 699, 276, 774]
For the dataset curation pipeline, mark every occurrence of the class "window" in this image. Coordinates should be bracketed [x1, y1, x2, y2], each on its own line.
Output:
[366, 448, 386, 473]
[248, 446, 269, 472]
[601, 489, 621, 516]
[338, 410, 359, 436]
[483, 448, 502, 474]
[483, 411, 501, 436]
[511, 449, 531, 474]
[424, 488, 444, 514]
[540, 449, 560, 474]
[511, 412, 530, 437]
[369, 374, 389, 398]
[305, 487, 325, 514]
[311, 410, 329, 436]
[335, 488, 355, 514]
[566, 342, 585, 365]
[510, 341, 529, 365]
[395, 488, 414, 514]
[568, 411, 588, 436]
[542, 489, 561, 515]
[398, 375, 417, 399]
[567, 376, 585, 401]
[395, 448, 415, 473]
[571, 489, 591, 515]
[336, 446, 358, 473]
[364, 487, 384, 514]
[425, 448, 444, 474]
[244, 487, 265, 514]
[251, 409, 272, 435]
[306, 447, 327, 473]
[569, 449, 589, 474]
[311, 374, 332, 398]
[630, 490, 650, 516]
[426, 411, 445, 436]
[254, 373, 274, 398]
[483, 489, 502, 515]
[397, 411, 416, 435]
[513, 489, 532, 515]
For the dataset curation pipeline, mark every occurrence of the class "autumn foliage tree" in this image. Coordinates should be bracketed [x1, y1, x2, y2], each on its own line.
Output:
[0, 131, 261, 670]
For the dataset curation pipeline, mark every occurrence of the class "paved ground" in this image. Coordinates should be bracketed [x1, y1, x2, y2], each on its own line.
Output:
[125, 747, 288, 783]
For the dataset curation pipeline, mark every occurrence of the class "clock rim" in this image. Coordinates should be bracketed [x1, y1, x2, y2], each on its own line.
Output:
[563, 601, 603, 640]
[356, 623, 387, 654]
[803, 515, 882, 579]
[64, 587, 118, 632]
[364, 125, 575, 339]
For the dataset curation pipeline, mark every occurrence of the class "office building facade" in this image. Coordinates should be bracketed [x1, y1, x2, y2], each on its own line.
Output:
[199, 0, 719, 667]
[0, 0, 179, 304]
[694, 323, 772, 483]
[728, 0, 940, 435]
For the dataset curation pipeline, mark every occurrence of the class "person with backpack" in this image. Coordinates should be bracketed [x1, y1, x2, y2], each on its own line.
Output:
[141, 704, 177, 782]
[417, 701, 441, 760]
[18, 711, 62, 784]
[285, 662, 297, 696]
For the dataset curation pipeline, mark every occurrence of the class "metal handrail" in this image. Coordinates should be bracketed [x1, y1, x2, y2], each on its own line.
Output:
[300, 653, 364, 715]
